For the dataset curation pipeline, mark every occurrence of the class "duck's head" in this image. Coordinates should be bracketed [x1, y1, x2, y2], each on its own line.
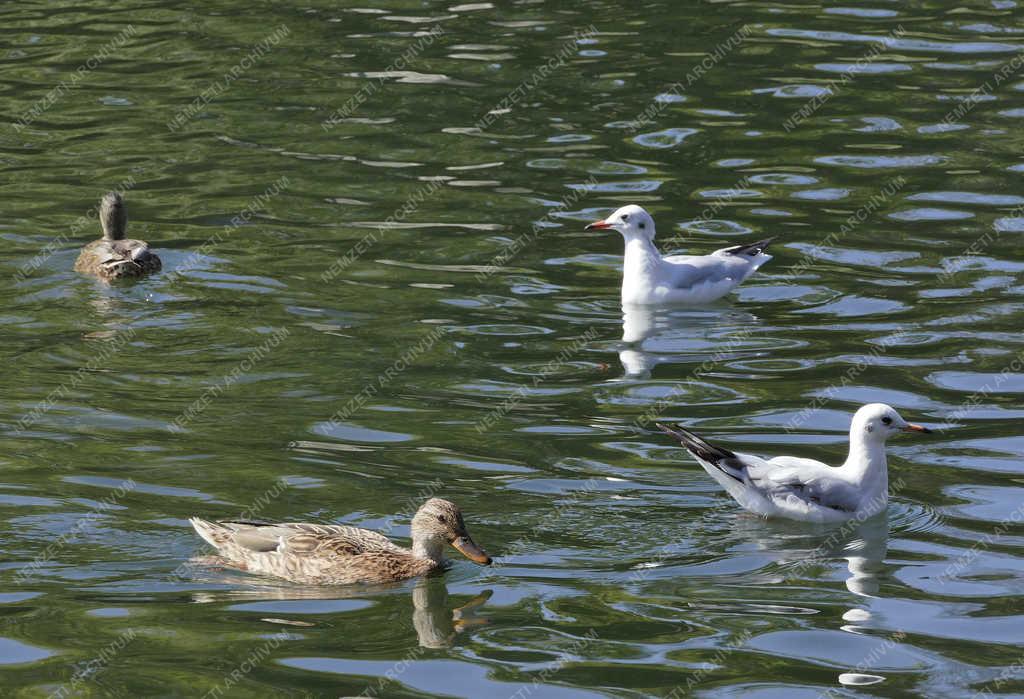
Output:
[585, 204, 657, 242]
[99, 192, 127, 241]
[851, 403, 931, 442]
[412, 498, 492, 565]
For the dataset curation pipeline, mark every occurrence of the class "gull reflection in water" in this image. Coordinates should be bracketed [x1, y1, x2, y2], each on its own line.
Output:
[618, 303, 762, 379]
[732, 512, 889, 619]
[724, 482, 894, 688]
[190, 573, 491, 648]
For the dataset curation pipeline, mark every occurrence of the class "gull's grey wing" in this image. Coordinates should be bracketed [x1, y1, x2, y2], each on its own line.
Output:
[660, 255, 746, 290]
[748, 457, 862, 513]
[656, 423, 752, 482]
[714, 237, 777, 258]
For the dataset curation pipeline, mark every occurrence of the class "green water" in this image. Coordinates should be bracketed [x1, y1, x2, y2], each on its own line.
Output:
[2, 1, 1024, 697]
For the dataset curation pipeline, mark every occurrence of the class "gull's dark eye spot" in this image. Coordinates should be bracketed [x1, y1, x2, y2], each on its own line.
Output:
[881, 416, 892, 425]
[639, 222, 646, 229]
[621, 214, 629, 222]
[437, 515, 446, 524]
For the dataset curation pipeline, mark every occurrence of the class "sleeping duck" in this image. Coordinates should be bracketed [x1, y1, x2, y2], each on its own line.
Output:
[74, 192, 161, 280]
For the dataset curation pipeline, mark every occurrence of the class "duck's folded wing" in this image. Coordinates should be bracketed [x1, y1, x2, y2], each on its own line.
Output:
[215, 521, 395, 556]
[80, 241, 124, 266]
[112, 239, 156, 263]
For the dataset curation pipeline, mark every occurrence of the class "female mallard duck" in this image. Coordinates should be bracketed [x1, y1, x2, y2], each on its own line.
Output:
[189, 498, 492, 585]
[74, 192, 161, 280]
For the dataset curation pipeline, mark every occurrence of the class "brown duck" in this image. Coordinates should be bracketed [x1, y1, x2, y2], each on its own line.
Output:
[190, 498, 492, 585]
[74, 192, 161, 280]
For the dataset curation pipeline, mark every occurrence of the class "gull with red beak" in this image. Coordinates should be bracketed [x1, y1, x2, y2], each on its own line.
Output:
[585, 204, 774, 305]
[657, 403, 932, 522]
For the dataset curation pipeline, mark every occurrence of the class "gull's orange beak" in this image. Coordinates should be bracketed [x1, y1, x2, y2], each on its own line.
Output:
[585, 220, 612, 231]
[451, 535, 492, 565]
[903, 423, 932, 434]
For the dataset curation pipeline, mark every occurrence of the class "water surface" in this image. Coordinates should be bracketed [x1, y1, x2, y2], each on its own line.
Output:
[2, 1, 1023, 697]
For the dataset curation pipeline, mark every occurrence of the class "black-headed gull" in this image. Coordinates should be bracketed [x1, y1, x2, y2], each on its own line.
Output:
[658, 404, 932, 522]
[585, 204, 774, 305]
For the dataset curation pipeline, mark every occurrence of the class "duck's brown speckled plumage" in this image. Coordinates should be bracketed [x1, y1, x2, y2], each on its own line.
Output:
[74, 192, 161, 280]
[190, 498, 492, 586]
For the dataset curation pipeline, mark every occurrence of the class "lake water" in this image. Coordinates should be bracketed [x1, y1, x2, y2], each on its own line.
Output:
[2, 1, 1023, 697]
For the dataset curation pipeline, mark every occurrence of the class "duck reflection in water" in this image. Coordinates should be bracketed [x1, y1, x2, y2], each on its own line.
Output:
[190, 576, 491, 649]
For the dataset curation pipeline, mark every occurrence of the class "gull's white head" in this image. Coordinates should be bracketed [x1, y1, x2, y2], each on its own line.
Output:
[585, 204, 656, 242]
[851, 403, 931, 442]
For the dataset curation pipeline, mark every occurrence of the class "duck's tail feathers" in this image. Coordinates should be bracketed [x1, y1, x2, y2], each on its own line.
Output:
[656, 423, 745, 482]
[721, 236, 777, 258]
[190, 517, 229, 548]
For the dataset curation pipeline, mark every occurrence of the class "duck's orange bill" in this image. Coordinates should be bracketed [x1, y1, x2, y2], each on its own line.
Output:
[452, 536, 492, 565]
[903, 423, 932, 433]
[585, 221, 611, 230]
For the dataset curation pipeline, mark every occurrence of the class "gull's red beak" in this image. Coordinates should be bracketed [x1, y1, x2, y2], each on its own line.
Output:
[903, 423, 932, 434]
[585, 220, 612, 231]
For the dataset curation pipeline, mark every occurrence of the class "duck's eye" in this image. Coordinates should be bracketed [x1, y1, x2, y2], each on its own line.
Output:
[621, 214, 629, 222]
[881, 416, 892, 425]
[437, 515, 447, 524]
